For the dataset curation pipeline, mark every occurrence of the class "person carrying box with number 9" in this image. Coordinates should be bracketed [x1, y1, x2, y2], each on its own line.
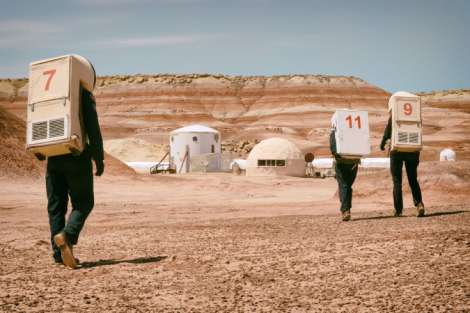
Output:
[330, 109, 371, 221]
[380, 91, 425, 217]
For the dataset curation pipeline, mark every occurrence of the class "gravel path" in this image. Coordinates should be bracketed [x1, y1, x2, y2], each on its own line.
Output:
[1, 204, 469, 312]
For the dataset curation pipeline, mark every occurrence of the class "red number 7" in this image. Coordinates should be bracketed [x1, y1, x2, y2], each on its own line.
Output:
[43, 69, 56, 91]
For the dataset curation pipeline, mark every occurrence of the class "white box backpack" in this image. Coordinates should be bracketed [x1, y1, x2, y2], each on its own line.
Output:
[331, 109, 371, 159]
[26, 55, 95, 157]
[388, 91, 422, 152]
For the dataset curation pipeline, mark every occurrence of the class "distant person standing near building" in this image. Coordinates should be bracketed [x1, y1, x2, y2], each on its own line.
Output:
[380, 91, 425, 217]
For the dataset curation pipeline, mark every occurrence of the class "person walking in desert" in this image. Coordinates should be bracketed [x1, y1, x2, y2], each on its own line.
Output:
[380, 91, 425, 217]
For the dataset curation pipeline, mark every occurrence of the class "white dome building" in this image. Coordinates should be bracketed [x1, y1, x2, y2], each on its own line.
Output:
[440, 148, 456, 161]
[246, 138, 305, 177]
[170, 124, 221, 173]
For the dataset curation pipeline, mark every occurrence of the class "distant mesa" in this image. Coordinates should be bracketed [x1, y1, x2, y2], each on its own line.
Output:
[1, 74, 469, 164]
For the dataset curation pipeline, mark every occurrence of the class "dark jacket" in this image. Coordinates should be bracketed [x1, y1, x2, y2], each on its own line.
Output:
[48, 88, 104, 163]
[380, 117, 392, 150]
[81, 89, 104, 162]
[329, 130, 360, 165]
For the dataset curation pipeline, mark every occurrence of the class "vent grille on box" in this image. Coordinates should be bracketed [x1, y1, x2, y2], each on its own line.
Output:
[397, 131, 420, 144]
[31, 118, 66, 142]
[398, 132, 408, 143]
[32, 121, 48, 141]
[49, 118, 65, 138]
[409, 132, 419, 144]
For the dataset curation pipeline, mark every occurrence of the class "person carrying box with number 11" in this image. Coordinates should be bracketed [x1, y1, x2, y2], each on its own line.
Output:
[330, 109, 371, 222]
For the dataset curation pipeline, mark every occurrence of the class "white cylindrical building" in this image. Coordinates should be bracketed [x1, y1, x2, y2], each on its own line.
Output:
[170, 124, 221, 173]
[246, 137, 305, 177]
[440, 148, 456, 161]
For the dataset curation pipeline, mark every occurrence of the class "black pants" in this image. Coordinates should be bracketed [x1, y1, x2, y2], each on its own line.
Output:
[46, 154, 94, 260]
[335, 162, 358, 212]
[390, 152, 423, 213]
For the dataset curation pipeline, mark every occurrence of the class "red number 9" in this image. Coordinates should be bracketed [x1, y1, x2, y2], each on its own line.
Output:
[404, 103, 413, 116]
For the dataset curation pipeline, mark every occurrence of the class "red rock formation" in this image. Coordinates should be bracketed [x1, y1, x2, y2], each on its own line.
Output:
[93, 74, 390, 158]
[1, 75, 469, 162]
[0, 105, 43, 178]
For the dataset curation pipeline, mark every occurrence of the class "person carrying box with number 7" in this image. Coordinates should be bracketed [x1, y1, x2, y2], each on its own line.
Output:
[26, 55, 104, 269]
[380, 91, 425, 217]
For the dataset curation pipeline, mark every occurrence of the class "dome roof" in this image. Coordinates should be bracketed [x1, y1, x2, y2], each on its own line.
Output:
[171, 124, 219, 134]
[440, 148, 456, 161]
[248, 138, 303, 160]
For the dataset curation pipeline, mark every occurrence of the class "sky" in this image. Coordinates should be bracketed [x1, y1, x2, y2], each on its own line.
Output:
[0, 0, 469, 92]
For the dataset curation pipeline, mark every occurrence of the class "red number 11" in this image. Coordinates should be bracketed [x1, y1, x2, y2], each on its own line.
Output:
[345, 115, 362, 129]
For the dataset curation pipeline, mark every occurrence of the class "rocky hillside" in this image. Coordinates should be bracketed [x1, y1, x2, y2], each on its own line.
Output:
[418, 89, 470, 113]
[0, 105, 43, 178]
[1, 75, 469, 161]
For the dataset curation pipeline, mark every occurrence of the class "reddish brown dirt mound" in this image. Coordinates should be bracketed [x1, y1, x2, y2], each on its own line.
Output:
[355, 161, 470, 202]
[0, 105, 133, 178]
[103, 152, 135, 177]
[419, 161, 470, 192]
[0, 106, 42, 178]
[2, 77, 469, 161]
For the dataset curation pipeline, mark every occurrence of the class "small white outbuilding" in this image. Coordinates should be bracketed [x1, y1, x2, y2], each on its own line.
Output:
[246, 137, 305, 177]
[170, 124, 221, 173]
[440, 148, 456, 161]
[359, 157, 390, 168]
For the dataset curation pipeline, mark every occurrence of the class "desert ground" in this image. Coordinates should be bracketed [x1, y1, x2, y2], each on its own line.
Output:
[1, 163, 470, 312]
[1, 76, 470, 312]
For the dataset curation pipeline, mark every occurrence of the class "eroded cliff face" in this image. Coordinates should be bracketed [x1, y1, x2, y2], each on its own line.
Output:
[1, 75, 469, 161]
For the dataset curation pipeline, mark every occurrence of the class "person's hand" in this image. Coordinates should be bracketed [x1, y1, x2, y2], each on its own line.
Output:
[380, 139, 391, 151]
[95, 159, 104, 176]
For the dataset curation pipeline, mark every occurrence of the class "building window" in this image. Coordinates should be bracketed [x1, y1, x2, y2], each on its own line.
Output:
[214, 134, 219, 142]
[257, 159, 286, 167]
[211, 144, 215, 153]
[192, 136, 198, 142]
[171, 136, 174, 142]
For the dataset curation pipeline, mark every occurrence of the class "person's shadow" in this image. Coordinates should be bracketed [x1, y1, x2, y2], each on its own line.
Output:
[422, 210, 468, 218]
[352, 210, 468, 222]
[80, 255, 167, 269]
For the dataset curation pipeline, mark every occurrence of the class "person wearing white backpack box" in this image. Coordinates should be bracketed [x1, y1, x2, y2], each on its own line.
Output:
[380, 91, 425, 217]
[27, 55, 104, 268]
[330, 109, 371, 221]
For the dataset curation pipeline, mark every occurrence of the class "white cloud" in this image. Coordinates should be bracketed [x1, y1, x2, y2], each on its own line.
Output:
[78, 0, 146, 5]
[100, 35, 204, 47]
[0, 64, 28, 78]
[77, 0, 198, 6]
[0, 20, 59, 34]
[0, 19, 63, 49]
[0, 16, 126, 49]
